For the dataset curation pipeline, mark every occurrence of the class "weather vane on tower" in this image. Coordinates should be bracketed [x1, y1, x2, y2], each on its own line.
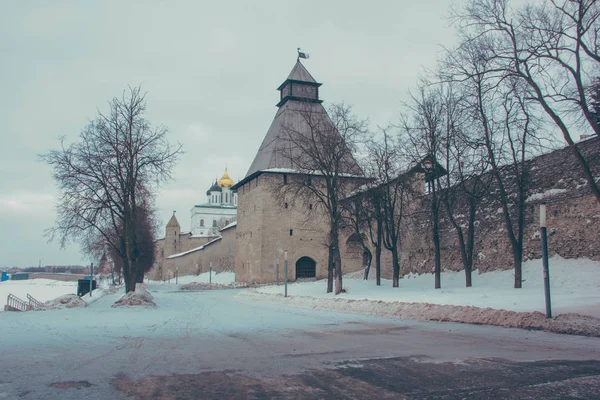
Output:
[297, 48, 309, 62]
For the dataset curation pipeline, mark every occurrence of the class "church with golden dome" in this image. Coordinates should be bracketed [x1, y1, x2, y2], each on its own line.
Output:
[191, 168, 238, 237]
[151, 168, 239, 280]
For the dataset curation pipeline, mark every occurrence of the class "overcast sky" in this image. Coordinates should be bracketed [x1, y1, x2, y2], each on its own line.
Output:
[0, 0, 462, 268]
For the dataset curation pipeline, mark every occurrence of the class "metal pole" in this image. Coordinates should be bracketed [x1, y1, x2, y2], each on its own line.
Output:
[89, 262, 93, 297]
[175, 267, 178, 285]
[540, 205, 552, 318]
[284, 251, 288, 298]
[276, 256, 279, 286]
[209, 262, 212, 284]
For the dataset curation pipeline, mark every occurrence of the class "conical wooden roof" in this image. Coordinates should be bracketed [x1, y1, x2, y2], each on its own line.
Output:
[245, 61, 362, 179]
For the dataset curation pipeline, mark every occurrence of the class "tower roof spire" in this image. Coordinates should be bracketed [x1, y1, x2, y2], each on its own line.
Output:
[240, 59, 361, 180]
[167, 211, 180, 228]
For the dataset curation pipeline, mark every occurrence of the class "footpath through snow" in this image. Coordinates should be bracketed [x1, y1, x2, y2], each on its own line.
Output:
[241, 256, 600, 337]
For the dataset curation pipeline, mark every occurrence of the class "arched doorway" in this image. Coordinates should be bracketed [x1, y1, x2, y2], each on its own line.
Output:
[296, 256, 316, 279]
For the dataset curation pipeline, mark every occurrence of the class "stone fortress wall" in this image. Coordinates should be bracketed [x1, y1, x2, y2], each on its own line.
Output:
[382, 137, 600, 279]
[153, 226, 236, 280]
[151, 138, 599, 283]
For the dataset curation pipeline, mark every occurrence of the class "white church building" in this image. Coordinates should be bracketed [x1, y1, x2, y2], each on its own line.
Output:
[190, 168, 238, 237]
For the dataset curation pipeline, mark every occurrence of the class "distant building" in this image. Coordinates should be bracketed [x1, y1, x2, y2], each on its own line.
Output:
[152, 168, 238, 279]
[190, 169, 238, 237]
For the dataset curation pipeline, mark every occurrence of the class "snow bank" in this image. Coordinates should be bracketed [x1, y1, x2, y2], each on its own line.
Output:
[256, 256, 600, 318]
[39, 294, 87, 310]
[238, 291, 600, 337]
[112, 285, 156, 308]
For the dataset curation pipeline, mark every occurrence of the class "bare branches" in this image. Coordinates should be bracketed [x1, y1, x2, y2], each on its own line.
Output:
[453, 0, 600, 204]
[279, 102, 367, 294]
[40, 86, 182, 292]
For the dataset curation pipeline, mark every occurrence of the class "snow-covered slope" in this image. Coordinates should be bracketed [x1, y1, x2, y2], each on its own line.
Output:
[257, 256, 600, 317]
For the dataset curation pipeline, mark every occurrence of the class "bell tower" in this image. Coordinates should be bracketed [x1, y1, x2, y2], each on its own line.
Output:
[276, 61, 323, 107]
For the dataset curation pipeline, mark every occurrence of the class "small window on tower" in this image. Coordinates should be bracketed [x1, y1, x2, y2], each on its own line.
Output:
[283, 174, 287, 184]
[290, 229, 293, 236]
[285, 202, 288, 209]
[212, 220, 217, 227]
[309, 204, 313, 210]
[307, 176, 312, 186]
[200, 219, 204, 227]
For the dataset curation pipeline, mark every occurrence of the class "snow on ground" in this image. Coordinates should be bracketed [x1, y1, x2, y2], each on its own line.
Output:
[0, 279, 77, 310]
[257, 256, 600, 318]
[152, 270, 236, 286]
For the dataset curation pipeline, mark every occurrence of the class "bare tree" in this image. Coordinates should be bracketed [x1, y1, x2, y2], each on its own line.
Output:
[280, 103, 367, 294]
[41, 86, 182, 293]
[453, 0, 600, 205]
[370, 130, 413, 288]
[441, 117, 491, 286]
[399, 84, 447, 288]
[444, 36, 546, 288]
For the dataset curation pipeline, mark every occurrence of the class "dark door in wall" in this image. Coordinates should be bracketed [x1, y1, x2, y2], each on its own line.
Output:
[296, 256, 316, 278]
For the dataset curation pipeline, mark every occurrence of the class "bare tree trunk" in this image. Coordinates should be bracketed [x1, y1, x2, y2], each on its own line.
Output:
[363, 249, 372, 280]
[331, 226, 343, 295]
[391, 246, 400, 288]
[432, 181, 442, 289]
[327, 246, 333, 293]
[375, 218, 382, 287]
[464, 198, 476, 287]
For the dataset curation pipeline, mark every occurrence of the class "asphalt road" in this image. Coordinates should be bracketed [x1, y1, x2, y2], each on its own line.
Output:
[1, 285, 600, 399]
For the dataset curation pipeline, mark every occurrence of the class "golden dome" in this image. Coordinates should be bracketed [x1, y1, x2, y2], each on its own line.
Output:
[217, 168, 235, 188]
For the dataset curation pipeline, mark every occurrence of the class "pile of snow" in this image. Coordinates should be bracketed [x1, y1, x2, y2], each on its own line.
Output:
[239, 291, 600, 337]
[112, 285, 156, 308]
[256, 256, 600, 318]
[0, 279, 76, 311]
[40, 294, 87, 310]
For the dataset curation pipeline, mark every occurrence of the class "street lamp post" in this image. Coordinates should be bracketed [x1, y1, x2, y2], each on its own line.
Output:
[284, 251, 288, 298]
[540, 204, 552, 319]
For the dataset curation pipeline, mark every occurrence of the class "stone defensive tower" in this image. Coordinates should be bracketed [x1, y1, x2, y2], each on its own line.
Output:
[232, 60, 365, 283]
